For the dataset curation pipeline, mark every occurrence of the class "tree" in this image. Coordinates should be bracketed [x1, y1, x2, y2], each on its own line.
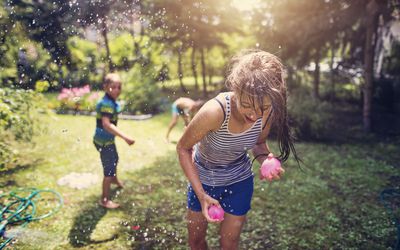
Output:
[254, 0, 396, 132]
[7, 0, 73, 87]
[146, 0, 241, 96]
[363, 0, 383, 132]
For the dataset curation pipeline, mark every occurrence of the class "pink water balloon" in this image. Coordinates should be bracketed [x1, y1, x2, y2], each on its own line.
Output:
[208, 205, 224, 221]
[260, 157, 283, 181]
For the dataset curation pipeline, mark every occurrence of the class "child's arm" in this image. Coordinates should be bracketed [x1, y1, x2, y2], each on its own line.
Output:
[252, 113, 273, 164]
[252, 112, 284, 181]
[102, 116, 135, 145]
[176, 99, 223, 222]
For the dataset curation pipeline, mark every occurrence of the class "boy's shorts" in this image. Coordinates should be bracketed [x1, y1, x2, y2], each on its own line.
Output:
[187, 176, 254, 216]
[171, 103, 188, 116]
[94, 142, 119, 177]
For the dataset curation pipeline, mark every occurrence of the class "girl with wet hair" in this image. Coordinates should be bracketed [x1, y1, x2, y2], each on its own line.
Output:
[177, 49, 300, 249]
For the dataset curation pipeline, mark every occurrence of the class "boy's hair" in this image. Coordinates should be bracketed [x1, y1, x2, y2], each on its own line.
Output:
[104, 73, 121, 86]
[225, 49, 300, 165]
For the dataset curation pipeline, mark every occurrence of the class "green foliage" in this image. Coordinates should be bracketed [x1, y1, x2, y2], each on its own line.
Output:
[0, 18, 59, 90]
[120, 68, 161, 114]
[8, 0, 72, 66]
[0, 88, 44, 140]
[113, 34, 168, 114]
[288, 93, 334, 140]
[0, 132, 19, 170]
[66, 36, 102, 86]
[35, 80, 50, 92]
[109, 33, 135, 67]
[0, 88, 45, 170]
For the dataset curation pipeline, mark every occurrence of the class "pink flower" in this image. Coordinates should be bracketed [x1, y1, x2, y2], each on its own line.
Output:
[57, 92, 70, 101]
[82, 85, 91, 94]
[88, 92, 100, 101]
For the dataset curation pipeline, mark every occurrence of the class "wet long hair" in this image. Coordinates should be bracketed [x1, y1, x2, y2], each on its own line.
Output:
[225, 49, 301, 165]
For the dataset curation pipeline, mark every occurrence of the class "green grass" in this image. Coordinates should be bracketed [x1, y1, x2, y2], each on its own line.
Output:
[1, 112, 399, 249]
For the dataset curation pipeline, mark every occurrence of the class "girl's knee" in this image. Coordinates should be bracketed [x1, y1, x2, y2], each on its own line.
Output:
[220, 235, 240, 250]
[187, 224, 207, 249]
[220, 228, 242, 249]
[188, 237, 207, 249]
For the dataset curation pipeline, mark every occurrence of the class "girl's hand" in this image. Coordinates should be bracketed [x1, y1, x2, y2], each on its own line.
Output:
[259, 153, 285, 181]
[199, 193, 223, 223]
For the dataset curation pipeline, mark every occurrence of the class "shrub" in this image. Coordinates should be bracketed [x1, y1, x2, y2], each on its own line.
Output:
[35, 80, 50, 92]
[120, 68, 162, 114]
[288, 94, 334, 140]
[0, 88, 45, 170]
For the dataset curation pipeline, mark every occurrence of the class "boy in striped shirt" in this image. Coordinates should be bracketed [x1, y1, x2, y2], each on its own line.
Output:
[93, 73, 135, 209]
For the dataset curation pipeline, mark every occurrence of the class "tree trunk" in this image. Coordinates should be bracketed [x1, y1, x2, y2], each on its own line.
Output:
[57, 60, 65, 88]
[191, 45, 199, 90]
[329, 41, 336, 100]
[312, 50, 320, 100]
[363, 0, 380, 132]
[101, 17, 114, 72]
[208, 73, 213, 86]
[200, 48, 207, 98]
[286, 65, 295, 88]
[177, 45, 187, 93]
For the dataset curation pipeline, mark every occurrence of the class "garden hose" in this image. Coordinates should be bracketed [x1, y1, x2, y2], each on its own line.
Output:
[0, 188, 63, 249]
[380, 188, 400, 250]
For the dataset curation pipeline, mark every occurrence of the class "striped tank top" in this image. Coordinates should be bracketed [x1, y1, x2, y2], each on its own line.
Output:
[194, 94, 263, 186]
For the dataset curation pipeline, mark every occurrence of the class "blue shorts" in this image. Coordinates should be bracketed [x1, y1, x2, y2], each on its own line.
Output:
[94, 142, 119, 177]
[171, 103, 186, 116]
[187, 176, 254, 216]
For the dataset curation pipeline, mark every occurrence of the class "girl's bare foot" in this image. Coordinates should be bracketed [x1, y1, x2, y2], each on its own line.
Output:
[99, 199, 120, 209]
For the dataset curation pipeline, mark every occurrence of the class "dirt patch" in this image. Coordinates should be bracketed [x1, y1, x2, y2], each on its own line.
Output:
[57, 172, 100, 189]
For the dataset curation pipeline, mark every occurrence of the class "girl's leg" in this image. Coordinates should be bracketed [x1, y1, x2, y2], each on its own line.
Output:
[187, 209, 208, 250]
[219, 213, 246, 250]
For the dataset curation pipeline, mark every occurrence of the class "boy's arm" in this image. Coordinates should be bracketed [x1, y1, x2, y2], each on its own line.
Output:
[102, 116, 135, 145]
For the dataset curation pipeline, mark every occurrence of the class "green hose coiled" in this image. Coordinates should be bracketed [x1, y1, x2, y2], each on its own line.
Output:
[0, 188, 63, 249]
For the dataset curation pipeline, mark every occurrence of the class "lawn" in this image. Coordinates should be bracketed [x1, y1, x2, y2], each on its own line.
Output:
[1, 112, 399, 249]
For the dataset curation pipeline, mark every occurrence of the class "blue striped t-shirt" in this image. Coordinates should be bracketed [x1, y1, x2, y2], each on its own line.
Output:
[93, 94, 121, 146]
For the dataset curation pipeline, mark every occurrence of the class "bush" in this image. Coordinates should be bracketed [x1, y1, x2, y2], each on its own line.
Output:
[121, 68, 162, 114]
[0, 88, 46, 170]
[288, 94, 334, 140]
[35, 80, 50, 92]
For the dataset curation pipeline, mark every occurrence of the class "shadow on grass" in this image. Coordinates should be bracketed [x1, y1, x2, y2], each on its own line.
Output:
[0, 179, 17, 189]
[115, 152, 188, 249]
[67, 152, 188, 249]
[68, 188, 120, 247]
[0, 159, 43, 175]
[0, 160, 44, 188]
